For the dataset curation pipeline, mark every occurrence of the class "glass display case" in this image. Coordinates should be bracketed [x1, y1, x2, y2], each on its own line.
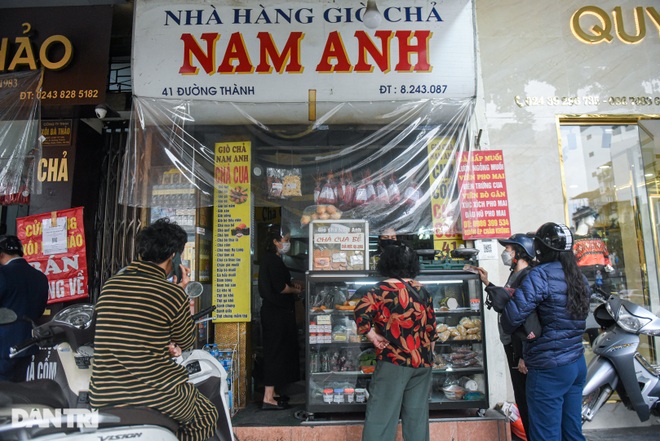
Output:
[305, 270, 488, 415]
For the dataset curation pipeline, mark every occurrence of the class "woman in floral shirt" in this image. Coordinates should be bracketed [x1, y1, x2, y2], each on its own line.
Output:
[354, 241, 437, 441]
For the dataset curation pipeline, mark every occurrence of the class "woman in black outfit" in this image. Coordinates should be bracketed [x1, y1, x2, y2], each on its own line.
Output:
[258, 230, 302, 410]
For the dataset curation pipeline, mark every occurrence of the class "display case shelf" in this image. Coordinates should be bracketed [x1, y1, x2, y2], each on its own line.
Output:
[304, 270, 489, 415]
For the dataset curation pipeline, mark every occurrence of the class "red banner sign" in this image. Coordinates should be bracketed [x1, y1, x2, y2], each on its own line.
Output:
[458, 150, 511, 239]
[16, 207, 89, 304]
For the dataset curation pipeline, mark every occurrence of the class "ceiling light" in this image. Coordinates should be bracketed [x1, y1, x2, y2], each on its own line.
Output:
[363, 0, 382, 29]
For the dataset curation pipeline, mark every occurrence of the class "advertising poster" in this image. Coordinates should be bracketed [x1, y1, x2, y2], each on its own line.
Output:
[16, 207, 89, 304]
[458, 150, 511, 239]
[213, 141, 251, 322]
[309, 220, 369, 271]
[427, 137, 464, 253]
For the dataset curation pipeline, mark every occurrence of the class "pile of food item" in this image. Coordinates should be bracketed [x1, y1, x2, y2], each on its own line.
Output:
[436, 317, 482, 342]
[301, 204, 343, 226]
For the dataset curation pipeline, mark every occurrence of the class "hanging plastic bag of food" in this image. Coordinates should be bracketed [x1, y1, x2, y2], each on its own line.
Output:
[375, 176, 389, 204]
[365, 169, 376, 203]
[318, 172, 337, 205]
[403, 182, 421, 208]
[313, 173, 322, 204]
[281, 168, 302, 198]
[267, 168, 283, 199]
[340, 170, 356, 210]
[388, 174, 401, 204]
[353, 174, 368, 207]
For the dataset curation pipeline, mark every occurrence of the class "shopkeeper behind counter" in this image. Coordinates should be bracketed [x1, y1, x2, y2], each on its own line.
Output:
[369, 228, 398, 268]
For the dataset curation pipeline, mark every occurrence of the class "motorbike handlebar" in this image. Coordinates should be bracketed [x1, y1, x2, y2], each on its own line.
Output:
[9, 336, 41, 358]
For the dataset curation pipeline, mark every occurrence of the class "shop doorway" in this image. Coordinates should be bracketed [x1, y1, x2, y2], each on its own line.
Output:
[559, 117, 660, 364]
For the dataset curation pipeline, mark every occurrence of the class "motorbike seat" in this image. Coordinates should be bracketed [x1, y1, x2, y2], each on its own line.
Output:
[97, 407, 179, 433]
[0, 379, 68, 409]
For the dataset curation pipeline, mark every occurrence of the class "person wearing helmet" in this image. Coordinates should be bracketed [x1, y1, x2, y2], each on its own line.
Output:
[501, 223, 590, 441]
[0, 235, 49, 381]
[474, 233, 536, 438]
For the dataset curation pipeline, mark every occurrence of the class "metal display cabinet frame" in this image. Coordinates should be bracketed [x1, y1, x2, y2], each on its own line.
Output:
[304, 270, 489, 417]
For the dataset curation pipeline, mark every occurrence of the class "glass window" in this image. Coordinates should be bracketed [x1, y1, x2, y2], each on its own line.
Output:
[560, 120, 660, 364]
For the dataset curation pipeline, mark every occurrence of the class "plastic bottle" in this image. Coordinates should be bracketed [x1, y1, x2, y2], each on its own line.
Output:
[595, 270, 603, 287]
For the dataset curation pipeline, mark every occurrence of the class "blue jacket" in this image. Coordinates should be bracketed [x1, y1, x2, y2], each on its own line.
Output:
[501, 261, 587, 369]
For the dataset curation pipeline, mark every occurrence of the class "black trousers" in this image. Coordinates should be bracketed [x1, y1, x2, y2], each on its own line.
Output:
[504, 342, 530, 437]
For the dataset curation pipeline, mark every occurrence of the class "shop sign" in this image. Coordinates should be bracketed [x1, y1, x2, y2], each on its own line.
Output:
[213, 141, 251, 322]
[458, 151, 511, 240]
[41, 120, 72, 147]
[427, 137, 464, 253]
[571, 6, 660, 45]
[309, 220, 369, 271]
[16, 207, 89, 304]
[0, 6, 112, 106]
[133, 0, 476, 102]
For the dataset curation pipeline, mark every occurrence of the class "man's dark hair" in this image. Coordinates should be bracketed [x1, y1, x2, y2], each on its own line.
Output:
[0, 235, 23, 257]
[136, 218, 187, 264]
[376, 240, 420, 279]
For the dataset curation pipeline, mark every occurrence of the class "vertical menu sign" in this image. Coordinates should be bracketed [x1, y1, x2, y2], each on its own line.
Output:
[427, 137, 465, 253]
[458, 150, 511, 239]
[213, 141, 251, 322]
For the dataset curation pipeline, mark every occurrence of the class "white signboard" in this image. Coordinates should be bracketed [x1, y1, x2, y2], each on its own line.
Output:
[133, 0, 476, 102]
[309, 220, 369, 271]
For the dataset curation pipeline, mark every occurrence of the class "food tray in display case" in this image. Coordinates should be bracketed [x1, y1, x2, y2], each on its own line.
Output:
[304, 270, 489, 416]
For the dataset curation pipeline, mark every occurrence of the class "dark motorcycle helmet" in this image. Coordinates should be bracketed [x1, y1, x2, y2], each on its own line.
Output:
[0, 235, 23, 257]
[498, 233, 535, 260]
[534, 222, 573, 254]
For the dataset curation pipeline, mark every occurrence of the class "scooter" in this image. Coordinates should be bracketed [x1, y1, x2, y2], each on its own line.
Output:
[584, 284, 611, 345]
[0, 303, 235, 440]
[581, 295, 660, 424]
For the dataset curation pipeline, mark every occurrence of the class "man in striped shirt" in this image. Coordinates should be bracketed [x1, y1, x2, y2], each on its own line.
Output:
[89, 218, 218, 441]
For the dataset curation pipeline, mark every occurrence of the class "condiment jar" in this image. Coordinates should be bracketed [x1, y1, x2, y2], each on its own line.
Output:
[323, 388, 334, 403]
[355, 388, 367, 403]
[333, 388, 344, 403]
[344, 387, 355, 403]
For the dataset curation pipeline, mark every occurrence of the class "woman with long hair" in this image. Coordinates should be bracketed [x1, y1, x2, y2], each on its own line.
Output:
[501, 222, 590, 441]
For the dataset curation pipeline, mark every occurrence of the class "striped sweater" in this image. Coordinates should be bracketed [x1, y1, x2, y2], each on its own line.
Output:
[89, 260, 197, 418]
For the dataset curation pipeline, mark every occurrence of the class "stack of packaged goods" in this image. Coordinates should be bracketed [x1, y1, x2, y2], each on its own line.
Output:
[203, 343, 237, 415]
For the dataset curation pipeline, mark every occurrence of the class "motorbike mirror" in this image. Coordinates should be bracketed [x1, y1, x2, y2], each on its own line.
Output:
[0, 308, 17, 325]
[185, 281, 204, 299]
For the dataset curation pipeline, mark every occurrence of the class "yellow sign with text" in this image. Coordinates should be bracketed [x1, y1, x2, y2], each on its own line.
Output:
[427, 137, 464, 254]
[213, 141, 251, 322]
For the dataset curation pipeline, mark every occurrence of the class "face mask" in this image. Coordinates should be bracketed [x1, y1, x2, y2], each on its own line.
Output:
[379, 239, 397, 249]
[279, 242, 291, 254]
[501, 249, 514, 266]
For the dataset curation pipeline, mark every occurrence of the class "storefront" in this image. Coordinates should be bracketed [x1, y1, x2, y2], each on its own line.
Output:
[0, 5, 116, 309]
[125, 0, 660, 419]
[128, 0, 491, 412]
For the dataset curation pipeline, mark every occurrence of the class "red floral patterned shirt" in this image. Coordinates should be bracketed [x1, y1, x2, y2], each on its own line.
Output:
[354, 280, 438, 368]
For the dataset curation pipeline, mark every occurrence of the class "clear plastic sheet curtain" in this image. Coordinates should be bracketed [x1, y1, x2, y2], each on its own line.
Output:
[120, 97, 475, 237]
[0, 70, 42, 205]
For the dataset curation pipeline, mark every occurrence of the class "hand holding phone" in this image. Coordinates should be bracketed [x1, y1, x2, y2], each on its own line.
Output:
[172, 252, 183, 282]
